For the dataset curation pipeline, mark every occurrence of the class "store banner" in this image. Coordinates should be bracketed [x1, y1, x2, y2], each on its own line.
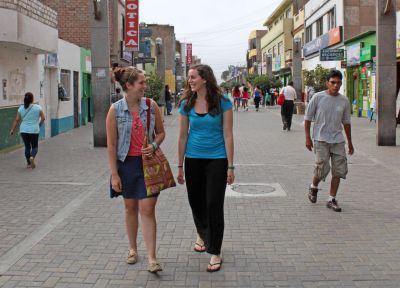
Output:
[186, 43, 192, 64]
[125, 0, 139, 51]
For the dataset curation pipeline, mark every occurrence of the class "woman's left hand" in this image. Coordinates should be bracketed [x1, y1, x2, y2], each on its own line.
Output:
[141, 144, 154, 158]
[227, 169, 235, 185]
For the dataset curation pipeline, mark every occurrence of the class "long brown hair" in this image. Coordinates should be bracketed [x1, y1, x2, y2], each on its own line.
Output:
[180, 64, 227, 116]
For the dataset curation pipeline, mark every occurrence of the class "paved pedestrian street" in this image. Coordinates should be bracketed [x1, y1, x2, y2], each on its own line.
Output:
[1, 106, 400, 288]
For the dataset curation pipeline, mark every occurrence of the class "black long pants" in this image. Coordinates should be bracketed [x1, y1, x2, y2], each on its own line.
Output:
[20, 133, 39, 164]
[254, 97, 261, 109]
[281, 100, 294, 129]
[184, 158, 227, 255]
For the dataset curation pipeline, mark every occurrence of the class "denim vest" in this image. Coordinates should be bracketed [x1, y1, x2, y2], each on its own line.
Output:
[113, 97, 156, 162]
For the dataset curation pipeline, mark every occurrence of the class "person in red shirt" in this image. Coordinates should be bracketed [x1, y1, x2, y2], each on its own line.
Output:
[241, 87, 249, 111]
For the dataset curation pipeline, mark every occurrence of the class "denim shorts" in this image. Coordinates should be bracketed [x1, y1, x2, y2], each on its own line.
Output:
[110, 156, 159, 199]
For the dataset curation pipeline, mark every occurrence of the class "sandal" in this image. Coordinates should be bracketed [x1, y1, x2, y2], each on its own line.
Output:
[194, 242, 206, 253]
[126, 249, 138, 264]
[207, 259, 223, 272]
[148, 262, 163, 273]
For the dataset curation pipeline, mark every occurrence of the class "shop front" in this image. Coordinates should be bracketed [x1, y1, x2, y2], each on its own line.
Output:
[345, 32, 376, 118]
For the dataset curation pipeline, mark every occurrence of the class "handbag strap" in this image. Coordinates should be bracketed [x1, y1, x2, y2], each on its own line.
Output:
[145, 97, 151, 134]
[21, 105, 34, 120]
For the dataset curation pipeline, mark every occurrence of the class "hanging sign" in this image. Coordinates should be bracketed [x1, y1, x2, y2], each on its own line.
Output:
[125, 0, 139, 51]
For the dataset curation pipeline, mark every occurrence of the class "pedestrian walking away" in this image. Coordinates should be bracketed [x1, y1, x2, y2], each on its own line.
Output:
[10, 92, 45, 169]
[106, 66, 165, 273]
[280, 81, 296, 131]
[253, 85, 262, 112]
[232, 85, 241, 111]
[304, 70, 354, 212]
[165, 84, 173, 115]
[241, 87, 249, 111]
[177, 64, 234, 273]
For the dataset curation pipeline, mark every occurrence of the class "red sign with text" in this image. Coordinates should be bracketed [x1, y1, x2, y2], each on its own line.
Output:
[125, 0, 139, 51]
[186, 43, 192, 64]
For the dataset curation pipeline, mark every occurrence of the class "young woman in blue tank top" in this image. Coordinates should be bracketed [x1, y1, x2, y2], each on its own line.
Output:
[177, 64, 235, 272]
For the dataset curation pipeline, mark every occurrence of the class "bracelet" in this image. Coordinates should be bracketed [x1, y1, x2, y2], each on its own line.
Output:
[151, 142, 158, 151]
[228, 166, 235, 170]
[178, 165, 183, 168]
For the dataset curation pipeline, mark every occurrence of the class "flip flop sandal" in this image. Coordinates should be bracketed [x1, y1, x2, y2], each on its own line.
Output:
[148, 262, 163, 273]
[194, 242, 206, 253]
[207, 260, 223, 272]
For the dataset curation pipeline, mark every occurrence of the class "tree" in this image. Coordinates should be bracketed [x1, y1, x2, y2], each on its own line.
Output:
[145, 72, 163, 102]
[303, 64, 330, 92]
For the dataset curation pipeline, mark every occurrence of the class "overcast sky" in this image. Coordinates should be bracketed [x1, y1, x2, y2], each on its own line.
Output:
[139, 0, 281, 82]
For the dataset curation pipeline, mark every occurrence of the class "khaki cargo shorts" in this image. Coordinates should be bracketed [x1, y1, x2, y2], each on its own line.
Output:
[313, 141, 348, 181]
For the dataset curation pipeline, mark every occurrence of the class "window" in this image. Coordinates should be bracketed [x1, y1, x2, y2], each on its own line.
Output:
[286, 8, 291, 18]
[327, 9, 336, 30]
[278, 41, 283, 56]
[60, 69, 71, 99]
[306, 25, 313, 43]
[316, 17, 323, 37]
[249, 39, 256, 50]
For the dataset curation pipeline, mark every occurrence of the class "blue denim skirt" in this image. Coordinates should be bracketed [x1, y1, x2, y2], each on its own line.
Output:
[110, 156, 159, 199]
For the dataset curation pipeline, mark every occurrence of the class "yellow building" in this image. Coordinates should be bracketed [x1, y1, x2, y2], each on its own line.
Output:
[247, 30, 267, 75]
[261, 0, 293, 85]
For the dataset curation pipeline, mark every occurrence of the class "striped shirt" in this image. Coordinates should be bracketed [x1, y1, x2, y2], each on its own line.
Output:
[304, 91, 351, 143]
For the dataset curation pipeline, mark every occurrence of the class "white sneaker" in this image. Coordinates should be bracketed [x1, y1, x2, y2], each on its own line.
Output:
[29, 157, 36, 169]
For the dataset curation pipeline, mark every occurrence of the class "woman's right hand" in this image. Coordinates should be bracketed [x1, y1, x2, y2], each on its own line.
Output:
[177, 167, 185, 184]
[111, 174, 122, 192]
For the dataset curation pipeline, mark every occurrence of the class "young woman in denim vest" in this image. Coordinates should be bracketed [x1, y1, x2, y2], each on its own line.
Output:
[177, 64, 234, 272]
[106, 66, 165, 273]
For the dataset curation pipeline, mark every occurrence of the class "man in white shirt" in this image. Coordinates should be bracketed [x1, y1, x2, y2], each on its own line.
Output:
[281, 81, 296, 131]
[304, 70, 354, 212]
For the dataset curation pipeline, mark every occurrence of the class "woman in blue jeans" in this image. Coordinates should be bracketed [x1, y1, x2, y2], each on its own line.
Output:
[10, 92, 45, 169]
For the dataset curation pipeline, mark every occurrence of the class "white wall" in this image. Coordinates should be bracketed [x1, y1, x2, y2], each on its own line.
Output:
[305, 0, 344, 27]
[56, 39, 82, 119]
[0, 46, 44, 108]
[0, 8, 57, 54]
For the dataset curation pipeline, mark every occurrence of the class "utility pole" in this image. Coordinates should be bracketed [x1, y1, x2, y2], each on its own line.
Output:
[156, 37, 166, 119]
[376, 0, 397, 145]
[90, 0, 111, 147]
[292, 37, 302, 101]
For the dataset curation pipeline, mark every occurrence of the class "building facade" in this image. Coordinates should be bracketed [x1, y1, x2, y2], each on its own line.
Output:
[247, 30, 267, 75]
[261, 0, 294, 86]
[0, 0, 58, 149]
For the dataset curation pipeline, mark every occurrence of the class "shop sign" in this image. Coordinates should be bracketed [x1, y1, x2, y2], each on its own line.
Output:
[320, 48, 344, 61]
[139, 28, 152, 38]
[125, 0, 139, 51]
[303, 26, 342, 57]
[371, 57, 376, 75]
[45, 53, 58, 68]
[134, 57, 155, 64]
[360, 46, 376, 62]
[346, 43, 361, 66]
[186, 43, 192, 64]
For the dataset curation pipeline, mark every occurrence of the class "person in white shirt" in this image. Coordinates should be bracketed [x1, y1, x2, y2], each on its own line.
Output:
[280, 81, 296, 131]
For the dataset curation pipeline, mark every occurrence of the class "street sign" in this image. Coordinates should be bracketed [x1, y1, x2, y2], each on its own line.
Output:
[320, 48, 344, 61]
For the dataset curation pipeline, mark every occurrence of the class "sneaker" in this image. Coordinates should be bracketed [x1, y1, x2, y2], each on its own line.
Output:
[29, 157, 36, 169]
[283, 123, 287, 130]
[308, 185, 319, 203]
[326, 198, 342, 212]
[126, 249, 138, 264]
